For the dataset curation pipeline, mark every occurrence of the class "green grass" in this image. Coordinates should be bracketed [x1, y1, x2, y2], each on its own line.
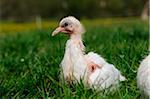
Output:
[0, 18, 149, 98]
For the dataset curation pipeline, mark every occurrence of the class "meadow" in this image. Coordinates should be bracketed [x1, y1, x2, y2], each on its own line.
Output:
[0, 18, 149, 98]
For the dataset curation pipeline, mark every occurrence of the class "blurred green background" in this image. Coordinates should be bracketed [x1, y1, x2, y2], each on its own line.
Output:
[0, 0, 149, 33]
[0, 0, 149, 98]
[0, 0, 148, 21]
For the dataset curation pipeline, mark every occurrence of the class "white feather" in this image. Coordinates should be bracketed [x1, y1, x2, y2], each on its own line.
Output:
[137, 54, 150, 97]
[86, 52, 126, 90]
[61, 38, 88, 83]
[85, 52, 107, 67]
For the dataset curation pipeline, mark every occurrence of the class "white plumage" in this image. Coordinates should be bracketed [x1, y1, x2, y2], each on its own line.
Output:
[52, 16, 125, 90]
[85, 52, 126, 90]
[137, 54, 150, 97]
[60, 38, 88, 83]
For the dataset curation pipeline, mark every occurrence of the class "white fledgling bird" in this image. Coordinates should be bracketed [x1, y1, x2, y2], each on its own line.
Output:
[137, 54, 150, 98]
[52, 16, 88, 83]
[52, 16, 125, 89]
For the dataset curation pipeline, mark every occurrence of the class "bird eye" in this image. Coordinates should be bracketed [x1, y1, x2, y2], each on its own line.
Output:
[64, 23, 68, 27]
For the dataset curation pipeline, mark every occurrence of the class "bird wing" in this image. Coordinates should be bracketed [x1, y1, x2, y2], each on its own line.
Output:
[89, 63, 125, 90]
[85, 52, 126, 90]
[85, 52, 107, 68]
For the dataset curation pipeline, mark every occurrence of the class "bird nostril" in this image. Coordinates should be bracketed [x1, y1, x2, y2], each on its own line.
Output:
[92, 66, 95, 71]
[64, 23, 68, 27]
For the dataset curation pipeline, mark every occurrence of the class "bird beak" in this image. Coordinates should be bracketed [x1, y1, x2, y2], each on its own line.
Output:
[52, 27, 65, 36]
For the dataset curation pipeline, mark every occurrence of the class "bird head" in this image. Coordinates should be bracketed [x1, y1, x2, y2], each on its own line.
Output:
[52, 16, 85, 36]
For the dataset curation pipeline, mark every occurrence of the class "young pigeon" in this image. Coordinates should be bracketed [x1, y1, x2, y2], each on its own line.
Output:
[52, 16, 125, 89]
[137, 54, 150, 98]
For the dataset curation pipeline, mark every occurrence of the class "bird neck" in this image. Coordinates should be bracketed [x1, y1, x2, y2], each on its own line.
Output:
[68, 33, 85, 54]
[70, 33, 82, 42]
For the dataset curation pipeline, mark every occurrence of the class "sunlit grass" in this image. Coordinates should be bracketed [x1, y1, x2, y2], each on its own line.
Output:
[0, 21, 57, 34]
[0, 17, 148, 34]
[0, 18, 149, 98]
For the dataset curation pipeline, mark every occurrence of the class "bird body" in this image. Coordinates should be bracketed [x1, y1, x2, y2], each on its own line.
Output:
[137, 54, 150, 97]
[60, 36, 88, 82]
[85, 52, 126, 89]
[52, 16, 125, 90]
